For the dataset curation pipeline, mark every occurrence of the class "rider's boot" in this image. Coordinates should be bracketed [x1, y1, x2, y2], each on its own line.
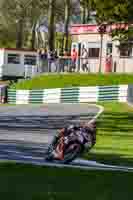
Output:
[52, 150, 64, 160]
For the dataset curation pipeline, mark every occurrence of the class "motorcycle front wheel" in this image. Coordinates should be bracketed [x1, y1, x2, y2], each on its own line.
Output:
[45, 141, 83, 164]
[62, 141, 83, 164]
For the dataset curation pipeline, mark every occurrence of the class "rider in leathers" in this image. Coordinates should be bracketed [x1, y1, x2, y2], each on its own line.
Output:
[49, 122, 96, 160]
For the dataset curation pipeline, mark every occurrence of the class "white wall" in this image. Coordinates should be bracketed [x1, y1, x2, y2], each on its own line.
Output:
[77, 33, 111, 72]
[73, 33, 133, 73]
[0, 49, 4, 78]
[1, 49, 38, 77]
[112, 41, 133, 73]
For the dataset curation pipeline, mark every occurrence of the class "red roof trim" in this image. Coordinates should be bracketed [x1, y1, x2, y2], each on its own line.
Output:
[70, 23, 128, 35]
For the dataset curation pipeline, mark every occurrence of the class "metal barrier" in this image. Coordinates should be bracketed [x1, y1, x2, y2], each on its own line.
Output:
[38, 56, 133, 74]
[127, 85, 133, 103]
[8, 85, 128, 104]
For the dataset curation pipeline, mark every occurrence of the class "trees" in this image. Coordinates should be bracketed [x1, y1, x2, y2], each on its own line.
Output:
[93, 0, 129, 23]
[48, 0, 55, 51]
[80, 0, 95, 24]
[89, 0, 132, 42]
[1, 0, 35, 48]
[0, 0, 132, 50]
[27, 0, 48, 50]
[0, 0, 72, 51]
[64, 0, 71, 52]
[0, 0, 48, 49]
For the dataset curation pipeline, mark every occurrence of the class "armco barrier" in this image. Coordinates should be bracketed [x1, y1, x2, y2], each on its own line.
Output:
[127, 85, 133, 104]
[7, 85, 128, 104]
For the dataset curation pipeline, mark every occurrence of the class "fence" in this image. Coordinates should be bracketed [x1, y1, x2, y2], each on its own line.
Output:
[38, 56, 133, 74]
[127, 85, 133, 103]
[8, 85, 128, 104]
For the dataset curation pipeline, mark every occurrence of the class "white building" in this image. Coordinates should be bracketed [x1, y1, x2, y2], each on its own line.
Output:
[0, 48, 39, 79]
[70, 23, 132, 73]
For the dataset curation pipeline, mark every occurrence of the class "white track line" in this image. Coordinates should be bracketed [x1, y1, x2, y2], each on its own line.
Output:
[87, 104, 104, 124]
[126, 101, 133, 109]
[0, 158, 132, 173]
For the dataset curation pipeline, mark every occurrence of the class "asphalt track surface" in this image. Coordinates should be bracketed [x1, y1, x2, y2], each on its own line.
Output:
[0, 104, 133, 172]
[0, 104, 99, 129]
[0, 104, 99, 164]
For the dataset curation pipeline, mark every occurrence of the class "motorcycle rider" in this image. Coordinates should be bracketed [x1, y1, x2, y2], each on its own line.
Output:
[47, 122, 96, 161]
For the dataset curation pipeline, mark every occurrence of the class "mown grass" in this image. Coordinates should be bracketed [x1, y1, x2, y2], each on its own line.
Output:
[0, 163, 132, 200]
[86, 102, 133, 167]
[10, 73, 133, 89]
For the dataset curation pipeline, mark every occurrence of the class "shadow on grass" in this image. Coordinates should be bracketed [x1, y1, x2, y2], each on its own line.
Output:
[86, 151, 133, 167]
[84, 110, 133, 167]
[97, 111, 133, 134]
[0, 161, 133, 200]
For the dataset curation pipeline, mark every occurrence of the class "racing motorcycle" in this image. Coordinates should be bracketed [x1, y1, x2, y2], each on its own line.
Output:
[45, 121, 96, 164]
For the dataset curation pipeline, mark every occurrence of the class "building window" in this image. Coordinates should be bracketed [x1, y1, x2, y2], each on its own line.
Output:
[120, 48, 132, 57]
[88, 48, 100, 58]
[24, 55, 36, 65]
[7, 54, 20, 64]
[106, 43, 112, 55]
[119, 42, 132, 58]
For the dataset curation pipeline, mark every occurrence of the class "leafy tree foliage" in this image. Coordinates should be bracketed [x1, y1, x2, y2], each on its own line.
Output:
[0, 0, 132, 49]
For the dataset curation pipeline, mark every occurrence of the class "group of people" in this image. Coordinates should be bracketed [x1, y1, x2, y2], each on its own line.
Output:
[37, 45, 90, 73]
[38, 48, 59, 72]
[71, 45, 89, 72]
[38, 48, 58, 60]
[71, 45, 113, 73]
[37, 46, 113, 73]
[38, 48, 77, 73]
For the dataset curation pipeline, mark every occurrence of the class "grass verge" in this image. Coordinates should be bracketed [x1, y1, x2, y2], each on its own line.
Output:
[0, 163, 132, 200]
[86, 102, 133, 167]
[10, 73, 133, 89]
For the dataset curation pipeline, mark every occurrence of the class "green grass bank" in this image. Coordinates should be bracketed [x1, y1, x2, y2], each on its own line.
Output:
[10, 73, 133, 89]
[86, 102, 133, 166]
[0, 163, 132, 200]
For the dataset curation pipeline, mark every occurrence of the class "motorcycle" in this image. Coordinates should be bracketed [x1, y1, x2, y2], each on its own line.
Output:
[45, 121, 96, 164]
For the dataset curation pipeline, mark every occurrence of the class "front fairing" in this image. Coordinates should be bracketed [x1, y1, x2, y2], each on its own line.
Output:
[67, 131, 84, 144]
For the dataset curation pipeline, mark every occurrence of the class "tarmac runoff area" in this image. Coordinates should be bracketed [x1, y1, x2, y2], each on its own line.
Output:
[0, 103, 100, 149]
[0, 103, 133, 172]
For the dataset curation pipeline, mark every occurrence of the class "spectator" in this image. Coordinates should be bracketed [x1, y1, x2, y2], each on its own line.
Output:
[81, 47, 89, 72]
[37, 48, 43, 73]
[48, 50, 52, 72]
[105, 53, 113, 73]
[70, 47, 78, 72]
[54, 49, 58, 59]
[41, 48, 48, 72]
[43, 48, 48, 59]
[48, 50, 57, 73]
[54, 49, 59, 72]
[63, 51, 69, 72]
[64, 51, 68, 57]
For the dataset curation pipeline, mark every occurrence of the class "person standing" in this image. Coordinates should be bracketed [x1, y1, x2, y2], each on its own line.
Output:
[105, 53, 113, 73]
[54, 49, 59, 72]
[42, 48, 48, 72]
[37, 48, 43, 72]
[48, 50, 52, 72]
[81, 47, 89, 72]
[71, 47, 78, 72]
